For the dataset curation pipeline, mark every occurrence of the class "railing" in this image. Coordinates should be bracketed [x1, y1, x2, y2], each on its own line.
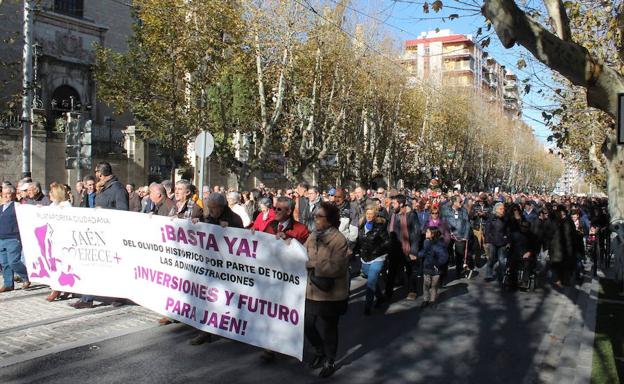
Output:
[0, 113, 20, 129]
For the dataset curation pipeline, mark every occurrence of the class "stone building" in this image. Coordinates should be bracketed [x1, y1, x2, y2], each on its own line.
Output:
[0, 0, 152, 187]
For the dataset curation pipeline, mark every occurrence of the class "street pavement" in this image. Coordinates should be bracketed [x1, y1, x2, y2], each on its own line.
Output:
[0, 264, 597, 384]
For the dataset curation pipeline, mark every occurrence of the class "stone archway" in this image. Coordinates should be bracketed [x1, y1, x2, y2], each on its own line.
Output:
[50, 85, 81, 119]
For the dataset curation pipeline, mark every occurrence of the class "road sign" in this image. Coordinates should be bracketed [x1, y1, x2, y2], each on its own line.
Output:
[194, 131, 214, 158]
[194, 131, 214, 200]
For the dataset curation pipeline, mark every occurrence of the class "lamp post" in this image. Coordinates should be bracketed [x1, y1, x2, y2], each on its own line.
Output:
[105, 117, 115, 153]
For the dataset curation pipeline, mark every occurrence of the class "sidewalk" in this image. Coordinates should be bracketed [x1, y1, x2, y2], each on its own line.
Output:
[0, 284, 161, 368]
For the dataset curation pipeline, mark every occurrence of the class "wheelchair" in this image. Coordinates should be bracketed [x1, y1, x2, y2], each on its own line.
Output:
[501, 257, 537, 292]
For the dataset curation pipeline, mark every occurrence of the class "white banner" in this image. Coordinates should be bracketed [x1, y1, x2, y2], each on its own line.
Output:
[15, 204, 308, 360]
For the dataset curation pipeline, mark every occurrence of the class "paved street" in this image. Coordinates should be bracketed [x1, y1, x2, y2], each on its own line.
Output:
[0, 263, 598, 384]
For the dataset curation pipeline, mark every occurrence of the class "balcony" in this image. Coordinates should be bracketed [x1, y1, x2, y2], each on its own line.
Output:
[443, 48, 471, 58]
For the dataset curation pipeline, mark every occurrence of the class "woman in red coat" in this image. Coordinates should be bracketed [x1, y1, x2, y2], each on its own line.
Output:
[251, 197, 275, 232]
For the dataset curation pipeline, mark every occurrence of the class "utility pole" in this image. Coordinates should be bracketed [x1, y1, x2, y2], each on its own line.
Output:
[21, 0, 34, 177]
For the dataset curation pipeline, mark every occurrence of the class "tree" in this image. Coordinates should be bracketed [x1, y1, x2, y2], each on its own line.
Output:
[94, 0, 243, 181]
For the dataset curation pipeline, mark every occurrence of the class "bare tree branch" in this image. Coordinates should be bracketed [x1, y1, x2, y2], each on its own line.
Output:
[482, 0, 624, 117]
[543, 0, 572, 41]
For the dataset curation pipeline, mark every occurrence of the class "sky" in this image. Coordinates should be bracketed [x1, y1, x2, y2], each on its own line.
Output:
[334, 0, 557, 145]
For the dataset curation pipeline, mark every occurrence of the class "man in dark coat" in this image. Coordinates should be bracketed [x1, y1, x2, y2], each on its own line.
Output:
[385, 194, 421, 301]
[126, 183, 142, 212]
[24, 182, 50, 206]
[71, 162, 128, 309]
[549, 205, 581, 287]
[94, 163, 129, 210]
[146, 183, 175, 216]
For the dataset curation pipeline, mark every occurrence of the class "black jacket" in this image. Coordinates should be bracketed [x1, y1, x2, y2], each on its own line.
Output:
[94, 176, 129, 211]
[484, 215, 510, 247]
[357, 217, 390, 262]
[203, 206, 243, 228]
[418, 239, 449, 275]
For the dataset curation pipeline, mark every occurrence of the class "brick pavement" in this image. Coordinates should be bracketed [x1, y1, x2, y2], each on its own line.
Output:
[0, 284, 161, 364]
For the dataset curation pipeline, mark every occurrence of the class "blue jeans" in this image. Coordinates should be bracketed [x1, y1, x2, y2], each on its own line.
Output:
[0, 238, 29, 288]
[486, 244, 508, 280]
[361, 260, 384, 309]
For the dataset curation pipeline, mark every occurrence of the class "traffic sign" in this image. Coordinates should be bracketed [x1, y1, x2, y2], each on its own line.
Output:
[194, 131, 214, 158]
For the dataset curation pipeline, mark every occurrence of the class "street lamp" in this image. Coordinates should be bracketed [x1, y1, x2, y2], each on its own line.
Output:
[105, 116, 115, 153]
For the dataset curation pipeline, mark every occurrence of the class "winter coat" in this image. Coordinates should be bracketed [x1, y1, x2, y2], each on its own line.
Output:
[418, 239, 449, 275]
[251, 209, 275, 232]
[170, 199, 203, 219]
[357, 217, 390, 262]
[203, 205, 243, 228]
[484, 215, 510, 247]
[548, 217, 579, 268]
[305, 227, 350, 302]
[94, 176, 129, 211]
[388, 207, 421, 256]
[147, 197, 175, 217]
[509, 230, 539, 260]
[128, 192, 142, 212]
[24, 193, 50, 206]
[265, 218, 309, 245]
[444, 207, 471, 240]
[425, 218, 452, 246]
[336, 202, 358, 244]
[301, 198, 321, 232]
[531, 218, 553, 251]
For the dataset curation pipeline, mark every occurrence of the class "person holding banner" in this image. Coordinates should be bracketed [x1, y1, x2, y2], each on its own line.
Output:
[0, 184, 31, 292]
[71, 162, 128, 309]
[258, 196, 309, 363]
[189, 192, 243, 346]
[170, 180, 203, 219]
[304, 201, 350, 378]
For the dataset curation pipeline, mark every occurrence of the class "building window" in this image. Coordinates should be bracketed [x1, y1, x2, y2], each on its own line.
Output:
[54, 0, 84, 18]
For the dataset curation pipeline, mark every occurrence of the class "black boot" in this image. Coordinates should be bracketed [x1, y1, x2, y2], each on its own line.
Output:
[309, 353, 325, 369]
[319, 359, 336, 378]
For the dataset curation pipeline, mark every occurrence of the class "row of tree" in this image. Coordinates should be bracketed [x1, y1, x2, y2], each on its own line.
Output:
[95, 0, 562, 191]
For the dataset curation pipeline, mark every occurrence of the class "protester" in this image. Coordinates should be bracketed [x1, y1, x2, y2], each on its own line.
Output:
[189, 192, 243, 346]
[251, 197, 275, 232]
[357, 206, 390, 315]
[304, 201, 349, 378]
[46, 183, 72, 302]
[24, 181, 50, 206]
[127, 183, 142, 212]
[386, 194, 421, 301]
[0, 184, 31, 292]
[419, 227, 448, 308]
[227, 191, 251, 227]
[71, 162, 129, 309]
[484, 202, 510, 282]
[172, 180, 203, 219]
[80, 175, 96, 208]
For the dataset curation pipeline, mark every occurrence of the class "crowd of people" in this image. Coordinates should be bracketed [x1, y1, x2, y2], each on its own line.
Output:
[0, 161, 611, 378]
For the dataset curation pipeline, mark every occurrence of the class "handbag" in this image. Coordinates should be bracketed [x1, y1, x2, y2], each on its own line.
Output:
[309, 270, 335, 292]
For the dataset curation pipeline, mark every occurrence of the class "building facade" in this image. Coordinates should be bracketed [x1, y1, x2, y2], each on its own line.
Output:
[0, 0, 154, 186]
[400, 29, 522, 117]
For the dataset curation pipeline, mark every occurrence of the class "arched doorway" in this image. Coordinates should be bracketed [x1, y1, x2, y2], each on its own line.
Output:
[50, 85, 81, 120]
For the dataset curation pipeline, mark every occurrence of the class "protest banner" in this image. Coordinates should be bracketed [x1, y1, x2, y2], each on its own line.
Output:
[15, 204, 308, 360]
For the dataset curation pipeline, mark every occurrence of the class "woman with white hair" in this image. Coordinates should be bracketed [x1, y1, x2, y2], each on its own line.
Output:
[227, 191, 251, 227]
[251, 197, 275, 232]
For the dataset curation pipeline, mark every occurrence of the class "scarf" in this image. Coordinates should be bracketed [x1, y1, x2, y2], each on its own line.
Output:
[95, 175, 113, 193]
[400, 213, 410, 256]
